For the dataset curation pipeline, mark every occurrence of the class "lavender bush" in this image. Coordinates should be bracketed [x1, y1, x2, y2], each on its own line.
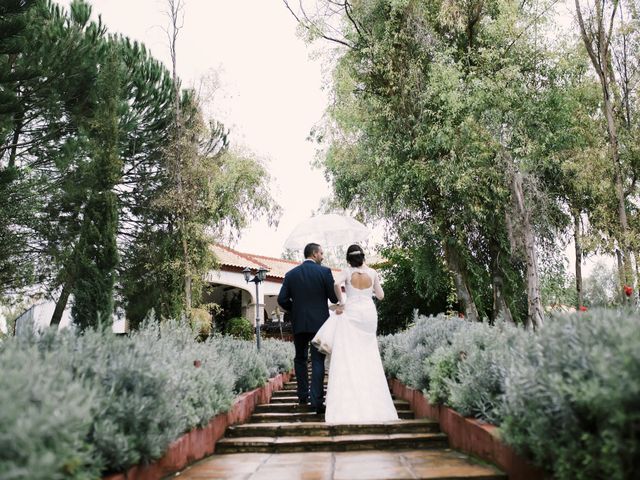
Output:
[380, 309, 640, 479]
[0, 318, 293, 477]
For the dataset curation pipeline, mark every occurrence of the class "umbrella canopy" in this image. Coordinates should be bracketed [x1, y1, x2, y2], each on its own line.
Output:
[283, 214, 370, 250]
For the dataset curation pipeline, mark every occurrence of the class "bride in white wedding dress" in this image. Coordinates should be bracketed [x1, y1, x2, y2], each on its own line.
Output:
[312, 244, 399, 424]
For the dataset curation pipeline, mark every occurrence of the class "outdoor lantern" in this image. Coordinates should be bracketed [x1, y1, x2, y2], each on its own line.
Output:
[257, 268, 268, 282]
[242, 266, 270, 351]
[242, 267, 252, 283]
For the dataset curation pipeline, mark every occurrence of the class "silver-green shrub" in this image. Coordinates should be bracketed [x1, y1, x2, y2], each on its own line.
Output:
[78, 327, 186, 471]
[207, 335, 270, 393]
[500, 309, 640, 480]
[382, 308, 640, 479]
[380, 313, 465, 390]
[1, 317, 293, 478]
[424, 344, 459, 404]
[431, 321, 526, 424]
[259, 338, 294, 377]
[132, 319, 236, 430]
[0, 341, 100, 480]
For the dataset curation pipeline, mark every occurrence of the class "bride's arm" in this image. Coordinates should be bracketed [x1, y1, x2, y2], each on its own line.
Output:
[373, 269, 384, 300]
[334, 270, 346, 305]
[334, 283, 345, 305]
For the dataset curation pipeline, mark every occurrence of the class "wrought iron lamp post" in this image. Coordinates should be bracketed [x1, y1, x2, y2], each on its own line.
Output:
[243, 267, 268, 350]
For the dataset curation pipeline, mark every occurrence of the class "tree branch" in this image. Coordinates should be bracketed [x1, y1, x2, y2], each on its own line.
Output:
[282, 0, 355, 48]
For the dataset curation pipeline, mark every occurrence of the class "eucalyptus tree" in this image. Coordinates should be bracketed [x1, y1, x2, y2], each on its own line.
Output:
[575, 0, 640, 296]
[288, 0, 594, 327]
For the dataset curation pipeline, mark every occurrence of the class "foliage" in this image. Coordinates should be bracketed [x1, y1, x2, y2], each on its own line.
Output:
[430, 321, 525, 424]
[71, 46, 122, 330]
[225, 316, 254, 341]
[379, 313, 466, 390]
[208, 334, 268, 393]
[500, 309, 640, 479]
[190, 307, 213, 338]
[259, 338, 294, 377]
[0, 1, 280, 329]
[292, 0, 630, 327]
[382, 309, 640, 479]
[0, 318, 292, 476]
[0, 341, 99, 480]
[582, 260, 619, 307]
[376, 246, 450, 334]
[539, 256, 578, 308]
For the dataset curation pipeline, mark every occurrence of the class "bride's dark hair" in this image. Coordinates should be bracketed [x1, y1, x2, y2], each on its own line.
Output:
[346, 244, 365, 267]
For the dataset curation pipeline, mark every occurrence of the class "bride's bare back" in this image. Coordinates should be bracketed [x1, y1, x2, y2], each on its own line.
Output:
[350, 271, 372, 290]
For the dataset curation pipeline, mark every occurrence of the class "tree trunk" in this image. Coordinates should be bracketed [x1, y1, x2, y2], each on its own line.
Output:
[8, 114, 22, 168]
[7, 58, 20, 168]
[51, 281, 72, 326]
[443, 240, 479, 322]
[616, 247, 626, 301]
[489, 239, 514, 323]
[511, 168, 544, 329]
[182, 231, 191, 312]
[167, 0, 191, 316]
[575, 0, 634, 293]
[573, 210, 583, 309]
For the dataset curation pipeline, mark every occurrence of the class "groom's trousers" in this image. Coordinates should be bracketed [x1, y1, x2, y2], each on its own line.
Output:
[293, 332, 325, 408]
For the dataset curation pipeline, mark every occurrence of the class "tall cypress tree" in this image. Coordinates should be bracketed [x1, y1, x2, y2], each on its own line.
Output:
[71, 46, 122, 329]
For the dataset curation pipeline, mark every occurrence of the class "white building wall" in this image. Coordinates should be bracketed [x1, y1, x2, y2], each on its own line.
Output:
[204, 270, 283, 326]
[14, 301, 127, 334]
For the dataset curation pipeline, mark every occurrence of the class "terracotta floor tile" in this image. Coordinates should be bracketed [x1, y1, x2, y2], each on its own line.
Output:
[334, 465, 414, 480]
[409, 464, 503, 479]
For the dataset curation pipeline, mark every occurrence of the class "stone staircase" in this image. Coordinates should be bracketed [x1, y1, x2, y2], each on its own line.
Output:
[217, 373, 448, 453]
[214, 372, 473, 456]
[176, 367, 508, 479]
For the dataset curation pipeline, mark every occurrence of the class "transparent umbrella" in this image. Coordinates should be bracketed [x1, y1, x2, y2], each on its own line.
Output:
[283, 214, 370, 250]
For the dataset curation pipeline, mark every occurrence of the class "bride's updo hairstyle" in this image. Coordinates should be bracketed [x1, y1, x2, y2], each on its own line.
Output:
[346, 244, 365, 268]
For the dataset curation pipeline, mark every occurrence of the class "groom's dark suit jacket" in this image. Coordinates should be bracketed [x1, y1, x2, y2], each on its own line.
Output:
[277, 260, 339, 335]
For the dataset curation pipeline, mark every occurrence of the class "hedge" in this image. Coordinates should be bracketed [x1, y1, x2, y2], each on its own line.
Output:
[379, 309, 640, 480]
[0, 318, 294, 478]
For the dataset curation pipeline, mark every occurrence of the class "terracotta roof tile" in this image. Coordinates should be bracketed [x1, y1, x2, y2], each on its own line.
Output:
[211, 244, 340, 279]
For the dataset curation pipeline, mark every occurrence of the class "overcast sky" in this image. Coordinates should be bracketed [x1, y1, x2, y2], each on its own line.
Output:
[65, 0, 335, 258]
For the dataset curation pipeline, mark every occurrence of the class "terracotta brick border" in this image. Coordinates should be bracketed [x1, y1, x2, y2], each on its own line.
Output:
[388, 378, 549, 480]
[103, 371, 292, 480]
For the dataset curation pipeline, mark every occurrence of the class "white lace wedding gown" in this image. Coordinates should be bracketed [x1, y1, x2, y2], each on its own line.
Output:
[312, 266, 398, 424]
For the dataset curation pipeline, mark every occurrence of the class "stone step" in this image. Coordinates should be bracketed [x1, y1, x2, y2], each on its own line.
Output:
[271, 391, 328, 399]
[215, 432, 449, 453]
[250, 410, 415, 423]
[255, 400, 410, 413]
[284, 381, 327, 389]
[270, 394, 396, 403]
[274, 387, 395, 396]
[226, 419, 440, 438]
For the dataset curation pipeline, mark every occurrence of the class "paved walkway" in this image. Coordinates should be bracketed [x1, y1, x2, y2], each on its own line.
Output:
[173, 449, 505, 479]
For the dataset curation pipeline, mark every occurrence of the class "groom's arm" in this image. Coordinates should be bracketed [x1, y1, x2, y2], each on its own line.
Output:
[277, 273, 293, 312]
[325, 269, 339, 304]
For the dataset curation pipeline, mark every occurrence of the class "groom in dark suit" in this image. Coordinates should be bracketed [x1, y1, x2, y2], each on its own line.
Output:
[277, 243, 340, 414]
